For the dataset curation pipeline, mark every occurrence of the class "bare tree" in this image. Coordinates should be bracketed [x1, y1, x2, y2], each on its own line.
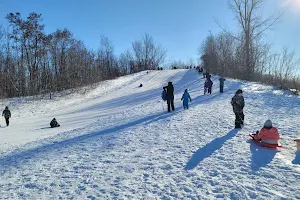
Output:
[119, 50, 133, 75]
[0, 13, 168, 99]
[132, 33, 166, 72]
[228, 0, 281, 80]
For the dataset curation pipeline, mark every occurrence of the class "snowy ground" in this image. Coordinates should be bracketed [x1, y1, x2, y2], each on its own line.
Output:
[0, 69, 299, 199]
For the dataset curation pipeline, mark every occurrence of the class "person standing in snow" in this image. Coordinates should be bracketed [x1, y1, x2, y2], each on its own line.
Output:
[202, 68, 206, 79]
[252, 120, 280, 145]
[181, 89, 192, 109]
[199, 67, 203, 74]
[231, 89, 244, 128]
[219, 76, 226, 93]
[204, 79, 208, 94]
[163, 82, 175, 112]
[207, 75, 213, 94]
[2, 106, 11, 126]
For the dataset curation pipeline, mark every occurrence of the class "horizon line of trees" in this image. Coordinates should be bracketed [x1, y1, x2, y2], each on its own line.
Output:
[0, 12, 167, 98]
[200, 0, 300, 93]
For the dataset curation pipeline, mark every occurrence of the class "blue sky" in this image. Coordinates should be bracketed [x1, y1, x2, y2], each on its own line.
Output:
[0, 0, 299, 64]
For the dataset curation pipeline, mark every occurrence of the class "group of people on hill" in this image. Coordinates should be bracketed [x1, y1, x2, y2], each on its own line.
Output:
[162, 70, 226, 112]
[2, 106, 60, 128]
[1, 68, 280, 146]
[162, 70, 280, 146]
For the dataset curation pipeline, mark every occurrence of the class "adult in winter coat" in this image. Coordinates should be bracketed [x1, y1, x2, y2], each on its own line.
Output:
[204, 80, 208, 94]
[207, 76, 213, 94]
[2, 106, 11, 126]
[181, 89, 192, 109]
[253, 120, 280, 144]
[163, 82, 175, 112]
[50, 118, 60, 128]
[231, 89, 244, 128]
[219, 77, 226, 93]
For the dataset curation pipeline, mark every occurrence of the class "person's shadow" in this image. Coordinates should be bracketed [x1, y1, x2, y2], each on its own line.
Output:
[250, 141, 277, 171]
[184, 129, 239, 170]
[292, 151, 300, 165]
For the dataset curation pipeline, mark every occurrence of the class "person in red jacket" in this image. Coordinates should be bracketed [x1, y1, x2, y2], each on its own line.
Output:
[253, 120, 280, 144]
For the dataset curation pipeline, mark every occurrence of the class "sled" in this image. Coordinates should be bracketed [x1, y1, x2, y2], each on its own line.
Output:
[249, 134, 282, 148]
[294, 139, 300, 150]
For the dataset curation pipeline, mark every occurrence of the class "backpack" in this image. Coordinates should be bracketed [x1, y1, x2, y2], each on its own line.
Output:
[161, 90, 167, 101]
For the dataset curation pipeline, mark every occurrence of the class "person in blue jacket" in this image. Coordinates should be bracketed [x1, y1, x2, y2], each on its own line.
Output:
[181, 89, 192, 109]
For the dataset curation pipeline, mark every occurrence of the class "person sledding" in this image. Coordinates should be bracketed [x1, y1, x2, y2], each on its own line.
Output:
[251, 120, 280, 145]
[139, 83, 143, 87]
[231, 89, 244, 128]
[50, 118, 60, 128]
[181, 89, 192, 109]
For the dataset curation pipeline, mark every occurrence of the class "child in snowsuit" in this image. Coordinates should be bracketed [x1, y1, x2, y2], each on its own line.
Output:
[181, 89, 192, 109]
[2, 106, 11, 126]
[50, 118, 60, 128]
[253, 120, 280, 144]
[231, 89, 244, 128]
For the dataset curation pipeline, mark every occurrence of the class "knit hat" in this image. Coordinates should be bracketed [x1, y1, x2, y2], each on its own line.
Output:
[264, 119, 272, 127]
[236, 89, 243, 94]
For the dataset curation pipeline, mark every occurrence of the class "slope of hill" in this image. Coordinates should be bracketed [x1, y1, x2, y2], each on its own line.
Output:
[0, 69, 299, 199]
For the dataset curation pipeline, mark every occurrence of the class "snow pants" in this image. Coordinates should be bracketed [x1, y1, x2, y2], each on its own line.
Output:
[220, 84, 224, 93]
[208, 87, 212, 94]
[235, 112, 244, 128]
[183, 100, 189, 109]
[5, 117, 9, 126]
[167, 99, 175, 112]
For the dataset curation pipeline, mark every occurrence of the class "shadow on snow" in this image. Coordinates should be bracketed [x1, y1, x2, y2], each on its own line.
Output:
[249, 141, 277, 171]
[184, 129, 239, 170]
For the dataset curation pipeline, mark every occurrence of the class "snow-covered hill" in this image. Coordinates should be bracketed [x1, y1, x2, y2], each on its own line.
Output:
[0, 69, 299, 199]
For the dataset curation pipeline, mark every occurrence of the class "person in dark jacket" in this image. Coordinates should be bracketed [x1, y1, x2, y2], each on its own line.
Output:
[204, 80, 208, 94]
[50, 118, 60, 128]
[219, 77, 226, 93]
[207, 75, 213, 94]
[163, 82, 175, 112]
[205, 72, 210, 79]
[231, 89, 245, 128]
[2, 106, 11, 126]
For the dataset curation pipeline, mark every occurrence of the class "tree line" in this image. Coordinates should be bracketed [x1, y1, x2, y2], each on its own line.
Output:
[200, 0, 300, 93]
[0, 12, 166, 98]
